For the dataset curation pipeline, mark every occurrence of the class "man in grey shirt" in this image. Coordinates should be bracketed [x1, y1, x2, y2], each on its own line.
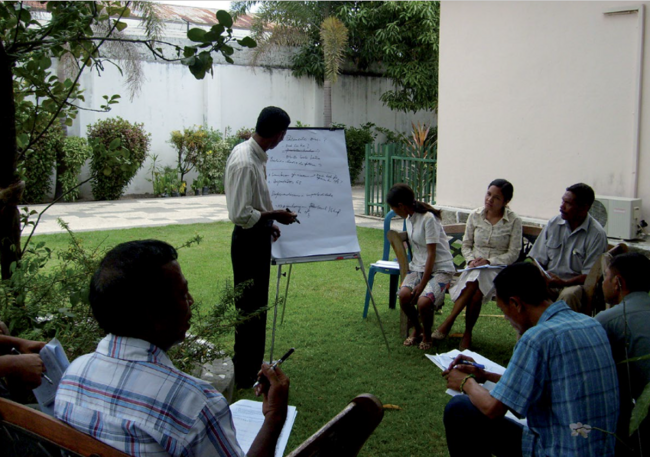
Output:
[529, 183, 607, 314]
[596, 252, 650, 457]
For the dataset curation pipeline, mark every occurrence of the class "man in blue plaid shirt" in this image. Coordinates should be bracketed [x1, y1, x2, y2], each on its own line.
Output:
[55, 240, 290, 456]
[443, 262, 618, 457]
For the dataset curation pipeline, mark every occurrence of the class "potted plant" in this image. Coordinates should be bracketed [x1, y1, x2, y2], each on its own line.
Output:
[192, 176, 203, 196]
[179, 181, 187, 197]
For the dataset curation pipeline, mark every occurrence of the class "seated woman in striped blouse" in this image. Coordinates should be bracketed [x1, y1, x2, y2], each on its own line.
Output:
[433, 179, 522, 350]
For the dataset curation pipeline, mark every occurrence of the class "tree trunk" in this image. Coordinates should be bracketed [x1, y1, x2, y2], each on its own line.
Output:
[54, 61, 69, 201]
[323, 79, 332, 128]
[0, 41, 23, 280]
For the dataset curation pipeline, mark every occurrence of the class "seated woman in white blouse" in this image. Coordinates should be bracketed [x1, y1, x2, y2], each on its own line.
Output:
[387, 183, 456, 351]
[432, 179, 522, 350]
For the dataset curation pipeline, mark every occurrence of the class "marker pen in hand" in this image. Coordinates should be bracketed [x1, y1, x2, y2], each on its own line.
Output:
[286, 208, 300, 224]
[253, 348, 295, 388]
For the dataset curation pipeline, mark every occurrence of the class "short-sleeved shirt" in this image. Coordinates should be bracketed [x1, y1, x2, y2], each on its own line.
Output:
[55, 335, 244, 457]
[490, 301, 619, 456]
[461, 206, 523, 266]
[406, 211, 455, 273]
[224, 138, 273, 229]
[596, 291, 650, 400]
[529, 214, 607, 280]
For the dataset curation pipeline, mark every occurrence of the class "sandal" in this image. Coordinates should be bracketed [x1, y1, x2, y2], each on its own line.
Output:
[431, 330, 448, 341]
[419, 340, 433, 351]
[403, 335, 421, 347]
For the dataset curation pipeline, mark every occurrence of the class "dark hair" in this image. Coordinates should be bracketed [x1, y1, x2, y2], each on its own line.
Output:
[494, 262, 549, 306]
[609, 253, 650, 293]
[90, 240, 178, 335]
[386, 183, 441, 219]
[488, 179, 514, 203]
[255, 106, 290, 138]
[566, 183, 596, 209]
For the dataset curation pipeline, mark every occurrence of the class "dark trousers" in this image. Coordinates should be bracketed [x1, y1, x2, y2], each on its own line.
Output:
[231, 222, 272, 387]
[444, 395, 524, 457]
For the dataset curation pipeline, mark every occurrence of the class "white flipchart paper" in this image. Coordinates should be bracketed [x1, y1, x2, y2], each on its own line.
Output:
[267, 129, 360, 260]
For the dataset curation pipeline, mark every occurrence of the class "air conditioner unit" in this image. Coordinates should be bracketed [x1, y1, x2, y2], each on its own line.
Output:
[590, 196, 642, 240]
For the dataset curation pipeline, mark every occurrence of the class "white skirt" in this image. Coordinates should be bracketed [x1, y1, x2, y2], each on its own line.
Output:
[449, 268, 502, 304]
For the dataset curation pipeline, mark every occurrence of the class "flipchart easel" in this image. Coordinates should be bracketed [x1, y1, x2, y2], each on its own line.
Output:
[268, 253, 390, 362]
[265, 128, 390, 361]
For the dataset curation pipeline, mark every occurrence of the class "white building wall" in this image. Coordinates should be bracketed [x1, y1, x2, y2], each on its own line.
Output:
[438, 1, 650, 221]
[71, 58, 431, 198]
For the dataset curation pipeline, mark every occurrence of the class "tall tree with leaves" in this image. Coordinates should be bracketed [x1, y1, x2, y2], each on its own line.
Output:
[232, 1, 439, 114]
[320, 16, 348, 127]
[0, 1, 256, 280]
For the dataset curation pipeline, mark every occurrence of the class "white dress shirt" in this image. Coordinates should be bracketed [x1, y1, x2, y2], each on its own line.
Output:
[224, 138, 274, 229]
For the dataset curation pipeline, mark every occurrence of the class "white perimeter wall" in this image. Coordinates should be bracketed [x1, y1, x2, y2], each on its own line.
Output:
[438, 1, 650, 221]
[71, 60, 434, 197]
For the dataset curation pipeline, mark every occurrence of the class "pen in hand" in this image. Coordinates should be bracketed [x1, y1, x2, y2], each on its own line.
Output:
[11, 347, 54, 385]
[253, 348, 295, 388]
[455, 360, 485, 370]
[286, 208, 300, 224]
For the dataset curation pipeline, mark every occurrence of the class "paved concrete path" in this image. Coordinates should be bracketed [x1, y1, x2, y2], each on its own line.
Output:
[24, 186, 399, 235]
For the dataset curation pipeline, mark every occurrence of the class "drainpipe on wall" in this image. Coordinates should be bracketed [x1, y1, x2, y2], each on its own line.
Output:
[604, 5, 645, 198]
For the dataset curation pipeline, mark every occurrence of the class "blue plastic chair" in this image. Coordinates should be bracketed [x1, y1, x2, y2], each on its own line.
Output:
[363, 210, 407, 318]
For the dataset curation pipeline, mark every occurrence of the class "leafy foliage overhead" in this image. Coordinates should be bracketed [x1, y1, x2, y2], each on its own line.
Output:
[0, 1, 256, 279]
[232, 1, 439, 113]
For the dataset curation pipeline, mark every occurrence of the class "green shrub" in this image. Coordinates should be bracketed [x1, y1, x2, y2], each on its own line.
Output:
[169, 126, 211, 184]
[192, 127, 249, 194]
[57, 136, 91, 202]
[338, 123, 377, 184]
[0, 223, 240, 370]
[87, 117, 151, 200]
[20, 124, 63, 203]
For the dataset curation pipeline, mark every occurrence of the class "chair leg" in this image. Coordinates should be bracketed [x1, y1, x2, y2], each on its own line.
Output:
[400, 308, 409, 339]
[363, 270, 377, 319]
[389, 275, 399, 310]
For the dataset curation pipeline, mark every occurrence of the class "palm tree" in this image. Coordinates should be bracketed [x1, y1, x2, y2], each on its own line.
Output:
[320, 17, 348, 127]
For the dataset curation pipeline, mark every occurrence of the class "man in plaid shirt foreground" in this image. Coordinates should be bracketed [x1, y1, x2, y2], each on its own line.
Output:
[55, 240, 289, 457]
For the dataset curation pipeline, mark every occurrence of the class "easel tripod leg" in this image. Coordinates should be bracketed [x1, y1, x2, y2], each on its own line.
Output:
[270, 264, 282, 363]
[280, 264, 293, 324]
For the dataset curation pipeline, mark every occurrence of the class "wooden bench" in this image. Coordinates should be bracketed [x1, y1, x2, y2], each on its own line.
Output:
[0, 393, 383, 457]
[0, 396, 129, 457]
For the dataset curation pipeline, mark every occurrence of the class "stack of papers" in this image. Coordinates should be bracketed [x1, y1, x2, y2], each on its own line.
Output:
[372, 260, 399, 269]
[456, 265, 505, 273]
[427, 349, 527, 426]
[230, 400, 298, 456]
[33, 338, 70, 416]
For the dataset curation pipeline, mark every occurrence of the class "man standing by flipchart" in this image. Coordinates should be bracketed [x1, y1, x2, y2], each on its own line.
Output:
[224, 106, 298, 388]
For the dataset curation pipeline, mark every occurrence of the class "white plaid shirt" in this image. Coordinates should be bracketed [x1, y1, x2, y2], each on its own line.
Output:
[55, 335, 244, 456]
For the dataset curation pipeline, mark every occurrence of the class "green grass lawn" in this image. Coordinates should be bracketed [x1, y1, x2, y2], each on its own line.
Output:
[30, 222, 518, 457]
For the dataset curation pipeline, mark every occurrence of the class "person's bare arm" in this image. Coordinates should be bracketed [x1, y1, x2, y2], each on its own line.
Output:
[0, 354, 44, 389]
[445, 368, 508, 419]
[412, 243, 436, 303]
[547, 273, 587, 288]
[0, 335, 45, 355]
